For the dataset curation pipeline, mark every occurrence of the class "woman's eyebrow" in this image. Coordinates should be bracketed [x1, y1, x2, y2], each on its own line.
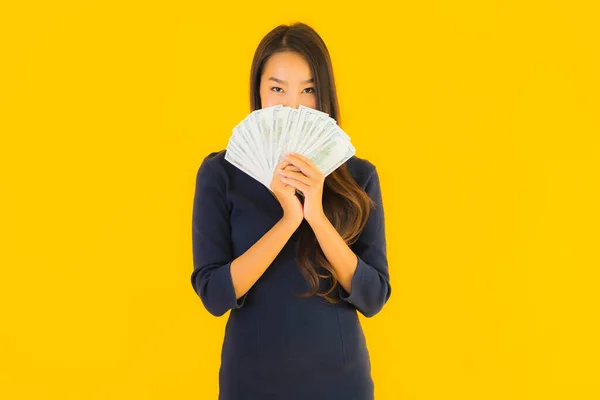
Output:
[268, 77, 314, 85]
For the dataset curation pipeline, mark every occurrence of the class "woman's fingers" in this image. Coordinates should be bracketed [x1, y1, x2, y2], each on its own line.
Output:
[276, 160, 290, 170]
[283, 165, 301, 172]
[283, 153, 321, 179]
[278, 169, 311, 186]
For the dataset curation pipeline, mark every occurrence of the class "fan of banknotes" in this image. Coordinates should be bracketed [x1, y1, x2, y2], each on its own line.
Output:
[224, 104, 355, 192]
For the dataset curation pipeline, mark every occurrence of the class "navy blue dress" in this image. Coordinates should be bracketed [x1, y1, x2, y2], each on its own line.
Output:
[191, 149, 391, 400]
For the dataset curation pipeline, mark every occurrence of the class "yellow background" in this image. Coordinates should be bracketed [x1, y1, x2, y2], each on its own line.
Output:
[1, 1, 599, 399]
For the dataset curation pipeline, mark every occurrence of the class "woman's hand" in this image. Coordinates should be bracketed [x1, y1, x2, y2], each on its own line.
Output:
[278, 153, 327, 225]
[270, 159, 304, 225]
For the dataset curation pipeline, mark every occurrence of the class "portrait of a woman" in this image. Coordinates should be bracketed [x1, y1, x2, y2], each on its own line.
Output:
[191, 22, 391, 399]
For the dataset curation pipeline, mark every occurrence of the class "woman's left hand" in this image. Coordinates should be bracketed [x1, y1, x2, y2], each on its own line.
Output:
[278, 152, 327, 225]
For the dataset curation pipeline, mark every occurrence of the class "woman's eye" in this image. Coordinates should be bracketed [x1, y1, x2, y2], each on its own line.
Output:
[271, 87, 283, 93]
[304, 87, 315, 94]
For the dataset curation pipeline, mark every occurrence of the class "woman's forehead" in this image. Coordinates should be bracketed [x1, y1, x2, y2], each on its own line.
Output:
[263, 52, 312, 80]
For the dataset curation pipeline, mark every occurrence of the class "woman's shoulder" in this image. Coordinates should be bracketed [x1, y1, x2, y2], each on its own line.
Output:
[344, 154, 378, 185]
[194, 149, 232, 186]
[200, 149, 227, 166]
[196, 149, 229, 173]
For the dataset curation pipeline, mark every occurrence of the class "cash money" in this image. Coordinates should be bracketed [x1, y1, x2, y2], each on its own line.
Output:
[225, 104, 355, 192]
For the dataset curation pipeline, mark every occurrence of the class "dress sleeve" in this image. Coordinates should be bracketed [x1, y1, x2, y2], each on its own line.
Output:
[338, 166, 392, 317]
[190, 155, 248, 317]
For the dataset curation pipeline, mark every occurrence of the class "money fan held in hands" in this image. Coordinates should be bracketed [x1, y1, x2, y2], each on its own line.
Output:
[225, 104, 356, 194]
[190, 22, 391, 400]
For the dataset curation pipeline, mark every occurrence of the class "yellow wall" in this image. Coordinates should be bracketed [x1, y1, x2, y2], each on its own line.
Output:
[1, 1, 599, 399]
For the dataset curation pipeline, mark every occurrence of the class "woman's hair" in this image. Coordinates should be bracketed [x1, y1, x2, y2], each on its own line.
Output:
[249, 22, 375, 303]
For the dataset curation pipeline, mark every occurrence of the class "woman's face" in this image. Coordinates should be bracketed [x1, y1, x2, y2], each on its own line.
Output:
[259, 51, 317, 110]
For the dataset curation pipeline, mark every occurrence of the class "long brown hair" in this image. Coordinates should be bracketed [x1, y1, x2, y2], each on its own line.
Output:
[249, 22, 374, 303]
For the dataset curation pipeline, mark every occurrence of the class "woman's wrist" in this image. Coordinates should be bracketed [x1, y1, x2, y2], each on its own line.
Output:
[280, 214, 303, 230]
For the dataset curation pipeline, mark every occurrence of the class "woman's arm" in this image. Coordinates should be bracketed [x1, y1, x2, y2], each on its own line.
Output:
[309, 166, 391, 318]
[306, 216, 358, 294]
[229, 216, 299, 299]
[191, 154, 301, 317]
[277, 153, 391, 318]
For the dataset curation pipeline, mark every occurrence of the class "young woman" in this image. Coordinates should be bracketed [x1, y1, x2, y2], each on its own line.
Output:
[191, 22, 391, 399]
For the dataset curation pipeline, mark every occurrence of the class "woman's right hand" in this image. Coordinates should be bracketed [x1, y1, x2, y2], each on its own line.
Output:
[270, 159, 304, 225]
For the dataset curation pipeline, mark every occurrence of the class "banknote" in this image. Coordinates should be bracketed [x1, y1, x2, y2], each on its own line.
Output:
[225, 104, 355, 191]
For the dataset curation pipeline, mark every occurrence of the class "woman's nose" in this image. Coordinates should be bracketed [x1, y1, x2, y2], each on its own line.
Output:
[285, 95, 299, 109]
